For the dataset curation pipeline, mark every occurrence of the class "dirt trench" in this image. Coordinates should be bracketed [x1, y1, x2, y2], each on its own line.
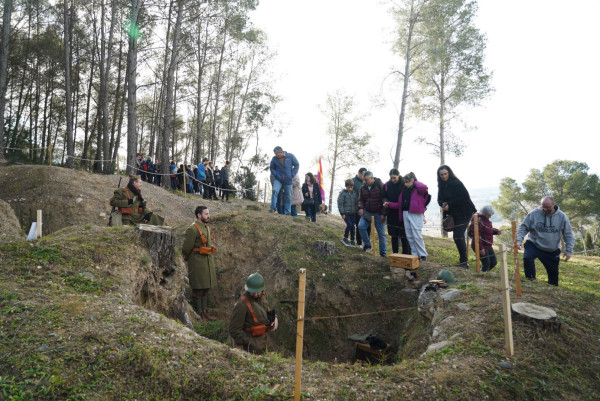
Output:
[132, 214, 430, 364]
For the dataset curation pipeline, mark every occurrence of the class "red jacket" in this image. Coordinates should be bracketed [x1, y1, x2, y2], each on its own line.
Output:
[468, 214, 500, 251]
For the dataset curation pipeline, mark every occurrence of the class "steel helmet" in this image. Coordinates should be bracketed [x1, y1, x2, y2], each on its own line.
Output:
[436, 269, 457, 285]
[245, 273, 265, 293]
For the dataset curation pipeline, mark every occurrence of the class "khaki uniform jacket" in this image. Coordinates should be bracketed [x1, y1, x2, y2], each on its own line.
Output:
[181, 220, 217, 290]
[109, 187, 164, 226]
[229, 292, 271, 354]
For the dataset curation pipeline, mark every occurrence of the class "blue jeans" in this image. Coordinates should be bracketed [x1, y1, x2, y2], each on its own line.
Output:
[271, 180, 292, 214]
[523, 240, 560, 285]
[291, 205, 298, 216]
[358, 212, 387, 255]
[344, 214, 356, 241]
[305, 204, 317, 222]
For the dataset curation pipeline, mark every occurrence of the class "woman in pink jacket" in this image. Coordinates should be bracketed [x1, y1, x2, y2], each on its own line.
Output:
[384, 172, 429, 261]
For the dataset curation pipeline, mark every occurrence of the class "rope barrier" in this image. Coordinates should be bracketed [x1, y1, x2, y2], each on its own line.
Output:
[304, 305, 417, 321]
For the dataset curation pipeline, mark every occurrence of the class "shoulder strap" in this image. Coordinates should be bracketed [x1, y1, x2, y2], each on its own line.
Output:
[193, 223, 208, 247]
[124, 188, 131, 199]
[240, 295, 259, 324]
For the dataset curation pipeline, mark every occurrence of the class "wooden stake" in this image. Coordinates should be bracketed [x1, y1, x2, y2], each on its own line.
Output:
[512, 221, 522, 297]
[474, 214, 481, 272]
[294, 269, 307, 401]
[499, 244, 515, 356]
[256, 182, 260, 202]
[183, 167, 187, 197]
[263, 184, 268, 209]
[48, 144, 53, 166]
[370, 215, 376, 255]
[36, 210, 42, 239]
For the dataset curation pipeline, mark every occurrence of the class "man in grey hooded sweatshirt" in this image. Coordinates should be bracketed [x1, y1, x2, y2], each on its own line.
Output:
[517, 196, 575, 286]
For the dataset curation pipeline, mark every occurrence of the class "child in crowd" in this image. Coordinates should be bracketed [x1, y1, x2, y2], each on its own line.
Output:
[337, 179, 358, 246]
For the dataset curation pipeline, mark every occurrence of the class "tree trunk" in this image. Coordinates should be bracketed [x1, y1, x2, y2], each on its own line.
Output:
[210, 17, 228, 161]
[160, 0, 185, 186]
[126, 0, 142, 175]
[64, 0, 74, 168]
[0, 0, 13, 163]
[512, 302, 561, 332]
[439, 79, 446, 237]
[101, 0, 117, 173]
[393, 0, 417, 170]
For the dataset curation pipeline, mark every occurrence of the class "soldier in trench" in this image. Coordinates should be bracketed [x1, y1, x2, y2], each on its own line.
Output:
[229, 273, 278, 354]
[181, 206, 218, 321]
[109, 174, 165, 226]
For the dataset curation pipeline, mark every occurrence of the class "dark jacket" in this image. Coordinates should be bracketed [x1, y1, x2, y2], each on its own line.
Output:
[337, 189, 358, 215]
[383, 180, 404, 226]
[301, 182, 322, 211]
[437, 178, 476, 221]
[221, 166, 230, 184]
[358, 178, 386, 215]
[468, 213, 500, 251]
[269, 151, 299, 185]
[352, 175, 364, 199]
[214, 169, 222, 186]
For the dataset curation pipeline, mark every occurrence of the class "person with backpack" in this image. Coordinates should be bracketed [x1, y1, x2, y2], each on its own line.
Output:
[384, 172, 429, 261]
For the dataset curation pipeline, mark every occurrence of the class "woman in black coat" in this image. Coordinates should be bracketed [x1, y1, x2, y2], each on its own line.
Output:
[437, 165, 476, 268]
[301, 172, 322, 222]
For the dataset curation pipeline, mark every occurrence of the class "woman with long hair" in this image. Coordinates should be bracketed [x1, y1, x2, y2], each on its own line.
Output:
[301, 172, 322, 222]
[437, 165, 476, 268]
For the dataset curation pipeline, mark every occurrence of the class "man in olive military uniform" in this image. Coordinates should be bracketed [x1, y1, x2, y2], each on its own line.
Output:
[229, 273, 278, 354]
[182, 206, 218, 321]
[109, 175, 165, 226]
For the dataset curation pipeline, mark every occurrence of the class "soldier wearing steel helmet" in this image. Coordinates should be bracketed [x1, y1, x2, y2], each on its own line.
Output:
[228, 273, 278, 354]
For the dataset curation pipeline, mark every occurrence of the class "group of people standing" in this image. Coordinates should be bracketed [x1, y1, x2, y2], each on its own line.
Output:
[167, 159, 232, 202]
[337, 167, 431, 261]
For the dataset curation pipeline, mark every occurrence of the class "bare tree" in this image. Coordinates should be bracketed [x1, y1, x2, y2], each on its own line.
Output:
[0, 0, 13, 163]
[126, 0, 142, 174]
[160, 0, 185, 185]
[63, 0, 74, 168]
[322, 90, 372, 212]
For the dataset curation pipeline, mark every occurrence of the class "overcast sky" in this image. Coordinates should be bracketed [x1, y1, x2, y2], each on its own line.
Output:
[249, 0, 600, 193]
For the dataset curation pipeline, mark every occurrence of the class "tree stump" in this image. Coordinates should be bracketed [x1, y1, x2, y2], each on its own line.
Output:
[315, 240, 335, 256]
[512, 302, 561, 332]
[135, 224, 176, 276]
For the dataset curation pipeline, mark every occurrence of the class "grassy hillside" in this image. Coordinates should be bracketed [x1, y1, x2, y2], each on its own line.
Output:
[1, 165, 599, 400]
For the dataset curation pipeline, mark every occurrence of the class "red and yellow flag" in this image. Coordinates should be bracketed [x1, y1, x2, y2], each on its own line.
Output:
[316, 157, 325, 202]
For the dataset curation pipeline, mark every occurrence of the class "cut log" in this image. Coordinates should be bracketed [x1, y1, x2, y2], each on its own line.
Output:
[511, 302, 561, 332]
[135, 224, 176, 276]
[315, 240, 335, 257]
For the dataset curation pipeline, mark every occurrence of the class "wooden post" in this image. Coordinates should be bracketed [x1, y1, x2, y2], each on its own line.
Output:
[474, 214, 481, 272]
[36, 210, 42, 239]
[48, 144, 53, 166]
[117, 158, 120, 176]
[183, 167, 187, 196]
[512, 221, 522, 297]
[256, 182, 260, 202]
[294, 269, 307, 401]
[499, 244, 515, 356]
[370, 216, 376, 255]
[263, 184, 268, 209]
